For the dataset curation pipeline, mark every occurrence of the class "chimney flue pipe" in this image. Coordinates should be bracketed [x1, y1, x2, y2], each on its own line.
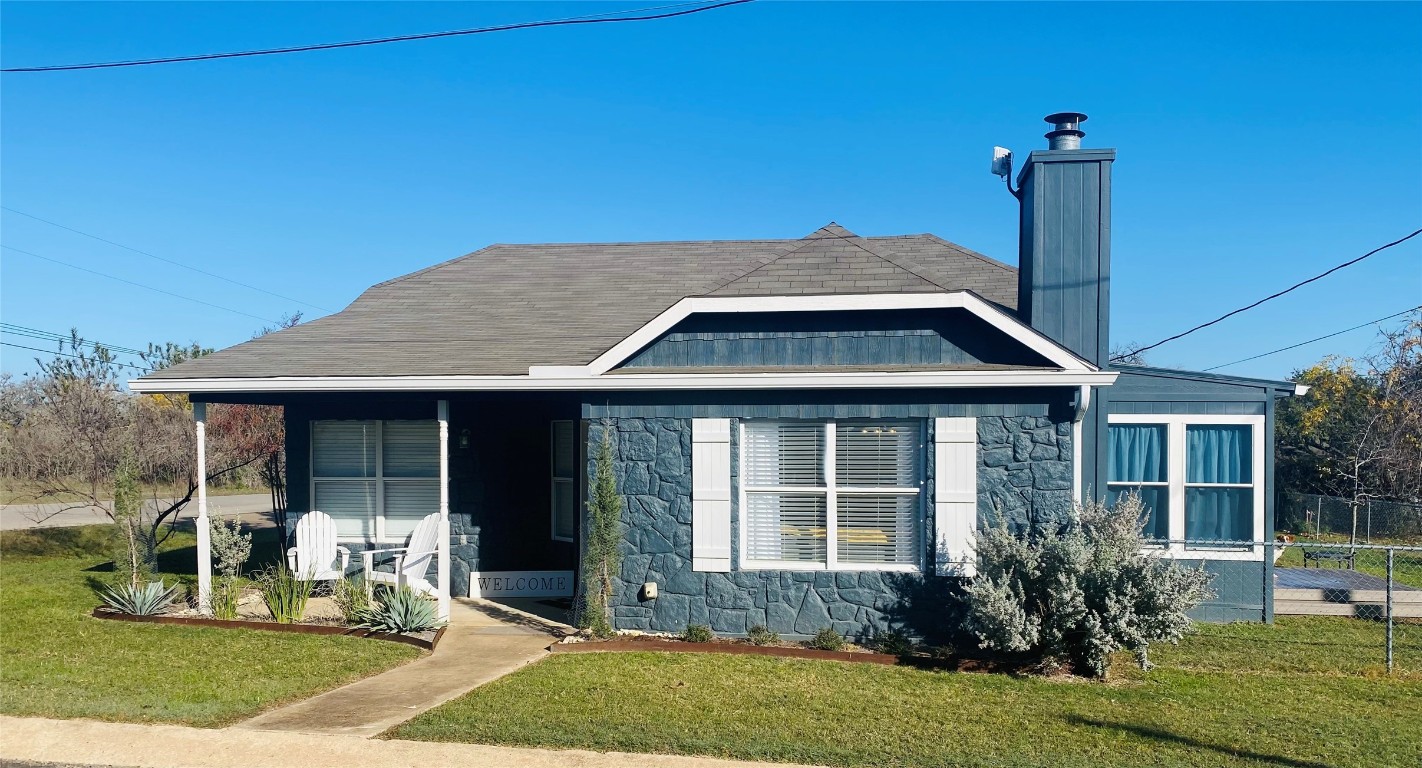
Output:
[1044, 112, 1088, 150]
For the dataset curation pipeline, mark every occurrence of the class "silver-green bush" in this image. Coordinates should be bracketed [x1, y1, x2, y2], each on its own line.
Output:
[332, 575, 372, 624]
[963, 493, 1215, 677]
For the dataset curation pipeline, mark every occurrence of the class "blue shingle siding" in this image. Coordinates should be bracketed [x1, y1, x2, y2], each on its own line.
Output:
[583, 388, 1074, 421]
[619, 310, 1052, 370]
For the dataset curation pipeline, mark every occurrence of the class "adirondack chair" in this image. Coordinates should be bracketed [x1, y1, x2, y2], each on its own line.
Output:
[286, 510, 351, 581]
[362, 513, 441, 597]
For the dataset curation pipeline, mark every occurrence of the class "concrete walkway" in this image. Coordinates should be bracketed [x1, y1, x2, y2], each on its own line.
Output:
[0, 716, 820, 768]
[233, 599, 557, 737]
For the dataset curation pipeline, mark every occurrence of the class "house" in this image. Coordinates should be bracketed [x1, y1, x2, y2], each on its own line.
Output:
[132, 114, 1303, 638]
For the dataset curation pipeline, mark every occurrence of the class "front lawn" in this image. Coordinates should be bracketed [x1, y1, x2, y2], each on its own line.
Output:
[391, 618, 1422, 768]
[0, 525, 421, 726]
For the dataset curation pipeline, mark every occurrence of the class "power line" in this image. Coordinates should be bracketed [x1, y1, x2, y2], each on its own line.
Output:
[1, 341, 153, 373]
[1112, 228, 1422, 362]
[2, 207, 330, 312]
[1203, 306, 1421, 372]
[0, 322, 148, 357]
[0, 0, 754, 73]
[2, 244, 284, 325]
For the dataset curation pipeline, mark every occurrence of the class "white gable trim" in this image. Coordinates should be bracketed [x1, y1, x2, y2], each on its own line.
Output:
[132, 369, 1118, 394]
[560, 292, 1094, 376]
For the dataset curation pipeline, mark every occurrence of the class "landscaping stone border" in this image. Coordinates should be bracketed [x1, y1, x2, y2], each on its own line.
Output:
[549, 638, 899, 665]
[90, 608, 445, 651]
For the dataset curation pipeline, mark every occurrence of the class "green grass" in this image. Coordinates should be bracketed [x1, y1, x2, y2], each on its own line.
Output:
[0, 525, 421, 726]
[391, 619, 1422, 768]
[0, 478, 264, 505]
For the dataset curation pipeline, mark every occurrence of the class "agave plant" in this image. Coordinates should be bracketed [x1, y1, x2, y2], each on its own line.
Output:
[357, 585, 446, 634]
[99, 580, 179, 616]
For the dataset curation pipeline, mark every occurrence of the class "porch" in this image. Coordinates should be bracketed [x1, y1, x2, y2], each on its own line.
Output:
[191, 393, 586, 621]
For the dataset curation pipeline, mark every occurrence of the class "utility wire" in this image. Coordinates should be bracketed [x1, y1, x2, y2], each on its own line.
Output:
[0, 0, 754, 72]
[2, 207, 330, 312]
[1, 341, 153, 373]
[1112, 228, 1422, 362]
[0, 322, 148, 357]
[2, 244, 284, 324]
[1203, 306, 1421, 372]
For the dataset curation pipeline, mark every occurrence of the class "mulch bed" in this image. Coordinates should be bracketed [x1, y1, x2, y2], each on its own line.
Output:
[551, 637, 900, 665]
[552, 636, 1053, 675]
[90, 608, 445, 651]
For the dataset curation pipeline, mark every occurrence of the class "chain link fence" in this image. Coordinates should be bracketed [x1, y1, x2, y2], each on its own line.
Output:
[1145, 538, 1421, 673]
[1277, 491, 1422, 543]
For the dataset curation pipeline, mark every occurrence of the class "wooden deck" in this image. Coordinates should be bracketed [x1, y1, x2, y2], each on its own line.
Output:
[1274, 567, 1422, 618]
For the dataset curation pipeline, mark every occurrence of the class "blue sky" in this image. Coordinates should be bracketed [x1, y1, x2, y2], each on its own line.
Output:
[2, 1, 1419, 381]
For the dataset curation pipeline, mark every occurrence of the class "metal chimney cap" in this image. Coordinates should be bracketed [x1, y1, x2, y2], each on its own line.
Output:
[1044, 112, 1088, 150]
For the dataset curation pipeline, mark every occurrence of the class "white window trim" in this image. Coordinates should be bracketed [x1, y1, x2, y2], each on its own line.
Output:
[737, 420, 924, 573]
[1107, 413, 1266, 561]
[309, 419, 439, 544]
[550, 420, 575, 543]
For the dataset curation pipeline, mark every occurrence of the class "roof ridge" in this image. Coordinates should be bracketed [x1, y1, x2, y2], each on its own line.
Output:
[703, 223, 943, 296]
[817, 228, 952, 292]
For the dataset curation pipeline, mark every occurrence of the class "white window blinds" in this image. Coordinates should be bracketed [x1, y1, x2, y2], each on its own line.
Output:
[311, 420, 439, 541]
[743, 420, 922, 570]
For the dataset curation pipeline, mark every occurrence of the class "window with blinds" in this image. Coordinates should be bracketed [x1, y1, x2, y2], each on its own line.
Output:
[311, 420, 439, 541]
[551, 420, 576, 542]
[742, 420, 922, 570]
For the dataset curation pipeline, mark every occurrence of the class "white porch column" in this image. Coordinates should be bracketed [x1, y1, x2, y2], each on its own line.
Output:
[436, 399, 452, 620]
[193, 401, 212, 615]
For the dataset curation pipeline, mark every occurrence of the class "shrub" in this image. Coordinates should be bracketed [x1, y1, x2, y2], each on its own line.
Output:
[682, 624, 714, 643]
[99, 580, 178, 616]
[873, 629, 916, 657]
[209, 514, 252, 621]
[357, 585, 446, 634]
[746, 624, 780, 646]
[964, 493, 1215, 677]
[808, 627, 846, 652]
[210, 577, 242, 621]
[332, 575, 372, 624]
[577, 427, 622, 638]
[253, 564, 314, 624]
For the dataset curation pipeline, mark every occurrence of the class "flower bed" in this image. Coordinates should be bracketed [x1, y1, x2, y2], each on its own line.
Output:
[90, 607, 445, 650]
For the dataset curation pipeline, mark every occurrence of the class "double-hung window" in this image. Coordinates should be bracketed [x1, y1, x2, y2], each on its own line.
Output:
[1107, 415, 1263, 557]
[310, 420, 439, 542]
[551, 420, 576, 542]
[741, 420, 922, 571]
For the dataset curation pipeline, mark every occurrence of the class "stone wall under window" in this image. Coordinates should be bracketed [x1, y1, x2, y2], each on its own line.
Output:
[590, 414, 1073, 640]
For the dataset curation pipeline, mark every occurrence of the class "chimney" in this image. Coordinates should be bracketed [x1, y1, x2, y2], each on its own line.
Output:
[1016, 112, 1115, 367]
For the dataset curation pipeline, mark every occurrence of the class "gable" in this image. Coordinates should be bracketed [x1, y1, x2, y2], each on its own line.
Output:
[616, 309, 1058, 372]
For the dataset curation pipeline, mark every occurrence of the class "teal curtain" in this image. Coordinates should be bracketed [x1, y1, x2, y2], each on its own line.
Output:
[1107, 425, 1169, 540]
[1108, 425, 1167, 483]
[1186, 424, 1251, 483]
[1185, 425, 1252, 541]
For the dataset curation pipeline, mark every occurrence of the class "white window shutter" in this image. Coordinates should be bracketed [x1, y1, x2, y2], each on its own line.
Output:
[934, 417, 977, 577]
[691, 418, 732, 572]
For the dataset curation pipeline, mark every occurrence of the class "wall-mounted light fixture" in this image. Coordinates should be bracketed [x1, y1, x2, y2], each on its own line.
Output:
[459, 428, 471, 449]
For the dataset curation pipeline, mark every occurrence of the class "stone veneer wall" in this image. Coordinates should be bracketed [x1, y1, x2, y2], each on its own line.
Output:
[591, 414, 1072, 640]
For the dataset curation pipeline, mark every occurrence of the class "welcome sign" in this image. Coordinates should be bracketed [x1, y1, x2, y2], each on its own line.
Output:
[469, 570, 574, 599]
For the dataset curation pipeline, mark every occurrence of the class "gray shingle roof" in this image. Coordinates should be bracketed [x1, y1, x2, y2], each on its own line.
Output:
[140, 224, 1018, 380]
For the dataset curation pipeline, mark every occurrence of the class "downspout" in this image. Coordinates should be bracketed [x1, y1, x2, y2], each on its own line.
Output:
[1071, 385, 1091, 504]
